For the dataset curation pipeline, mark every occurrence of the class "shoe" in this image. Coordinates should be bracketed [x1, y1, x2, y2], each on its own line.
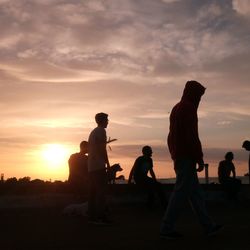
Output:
[160, 231, 183, 240]
[206, 224, 224, 237]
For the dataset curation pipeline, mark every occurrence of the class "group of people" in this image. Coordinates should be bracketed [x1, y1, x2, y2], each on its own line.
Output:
[68, 80, 250, 239]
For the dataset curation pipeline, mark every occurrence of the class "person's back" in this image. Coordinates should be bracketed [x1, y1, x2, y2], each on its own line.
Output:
[128, 146, 167, 209]
[68, 141, 88, 193]
[68, 153, 88, 183]
[218, 152, 241, 200]
[218, 159, 234, 184]
[133, 155, 153, 182]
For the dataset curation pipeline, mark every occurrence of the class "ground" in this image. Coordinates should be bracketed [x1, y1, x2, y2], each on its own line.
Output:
[0, 195, 250, 250]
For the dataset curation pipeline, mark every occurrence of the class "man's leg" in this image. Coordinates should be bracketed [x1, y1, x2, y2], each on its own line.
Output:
[188, 172, 215, 230]
[88, 171, 97, 220]
[95, 169, 108, 219]
[161, 159, 192, 233]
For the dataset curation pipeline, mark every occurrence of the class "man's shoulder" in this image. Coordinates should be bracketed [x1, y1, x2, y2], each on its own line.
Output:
[69, 153, 81, 163]
[172, 100, 195, 113]
[91, 126, 106, 135]
[69, 152, 80, 158]
[135, 156, 152, 164]
[136, 156, 144, 162]
[219, 160, 226, 168]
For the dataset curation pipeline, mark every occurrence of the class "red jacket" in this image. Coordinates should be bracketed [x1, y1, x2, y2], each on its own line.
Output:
[167, 81, 205, 162]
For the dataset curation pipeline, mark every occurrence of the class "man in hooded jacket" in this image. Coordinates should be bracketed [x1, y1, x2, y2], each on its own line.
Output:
[160, 81, 223, 239]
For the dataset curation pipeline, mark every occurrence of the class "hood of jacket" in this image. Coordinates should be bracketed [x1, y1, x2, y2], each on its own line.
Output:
[181, 80, 206, 109]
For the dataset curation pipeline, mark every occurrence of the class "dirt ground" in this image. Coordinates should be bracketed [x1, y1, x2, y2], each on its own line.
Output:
[0, 196, 250, 250]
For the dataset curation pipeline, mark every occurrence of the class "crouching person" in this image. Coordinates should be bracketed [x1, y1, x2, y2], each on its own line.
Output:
[128, 146, 167, 209]
[218, 152, 241, 200]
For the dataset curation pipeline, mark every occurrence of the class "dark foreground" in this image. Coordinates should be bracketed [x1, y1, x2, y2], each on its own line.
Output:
[0, 195, 250, 250]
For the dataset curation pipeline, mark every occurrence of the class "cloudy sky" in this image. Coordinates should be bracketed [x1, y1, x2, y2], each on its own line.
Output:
[0, 0, 250, 181]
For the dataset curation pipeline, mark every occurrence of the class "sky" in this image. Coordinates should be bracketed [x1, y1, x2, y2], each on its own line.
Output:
[0, 0, 250, 181]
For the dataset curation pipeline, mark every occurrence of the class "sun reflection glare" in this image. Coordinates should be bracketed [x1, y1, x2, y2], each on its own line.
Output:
[41, 144, 71, 170]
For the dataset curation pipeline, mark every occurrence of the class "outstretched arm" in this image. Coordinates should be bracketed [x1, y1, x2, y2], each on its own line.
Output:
[107, 137, 117, 144]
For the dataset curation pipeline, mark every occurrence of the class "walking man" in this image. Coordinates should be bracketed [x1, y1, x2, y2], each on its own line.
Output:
[160, 80, 223, 239]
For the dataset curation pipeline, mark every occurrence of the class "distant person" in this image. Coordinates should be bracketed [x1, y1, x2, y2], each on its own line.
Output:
[160, 80, 223, 239]
[242, 140, 250, 184]
[87, 112, 112, 225]
[68, 141, 88, 194]
[218, 152, 241, 200]
[128, 146, 167, 209]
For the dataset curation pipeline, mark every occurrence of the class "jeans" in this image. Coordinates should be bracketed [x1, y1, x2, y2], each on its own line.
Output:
[88, 169, 107, 220]
[161, 159, 215, 233]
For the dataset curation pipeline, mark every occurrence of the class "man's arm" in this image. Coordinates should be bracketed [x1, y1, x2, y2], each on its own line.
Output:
[149, 168, 157, 182]
[100, 142, 110, 169]
[128, 159, 139, 184]
[97, 129, 110, 169]
[128, 164, 135, 184]
[232, 163, 236, 178]
[187, 105, 204, 167]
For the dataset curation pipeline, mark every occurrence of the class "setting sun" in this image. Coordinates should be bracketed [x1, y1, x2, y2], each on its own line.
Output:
[41, 144, 71, 170]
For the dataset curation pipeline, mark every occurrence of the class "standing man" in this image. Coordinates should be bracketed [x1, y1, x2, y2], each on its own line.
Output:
[242, 140, 250, 184]
[88, 112, 111, 225]
[160, 80, 223, 239]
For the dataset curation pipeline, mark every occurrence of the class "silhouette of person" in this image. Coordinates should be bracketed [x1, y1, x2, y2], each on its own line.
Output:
[87, 112, 112, 225]
[242, 140, 250, 184]
[218, 152, 241, 200]
[68, 141, 88, 194]
[128, 146, 167, 209]
[160, 80, 223, 239]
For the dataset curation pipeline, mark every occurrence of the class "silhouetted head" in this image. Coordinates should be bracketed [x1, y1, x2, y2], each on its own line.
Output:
[242, 140, 250, 151]
[225, 151, 234, 161]
[181, 80, 206, 109]
[80, 141, 88, 154]
[95, 112, 109, 128]
[142, 146, 152, 157]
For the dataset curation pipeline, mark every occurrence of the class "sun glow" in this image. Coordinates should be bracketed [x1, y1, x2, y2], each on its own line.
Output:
[41, 144, 71, 170]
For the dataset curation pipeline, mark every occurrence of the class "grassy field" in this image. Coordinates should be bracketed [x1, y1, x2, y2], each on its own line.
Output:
[0, 195, 250, 250]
